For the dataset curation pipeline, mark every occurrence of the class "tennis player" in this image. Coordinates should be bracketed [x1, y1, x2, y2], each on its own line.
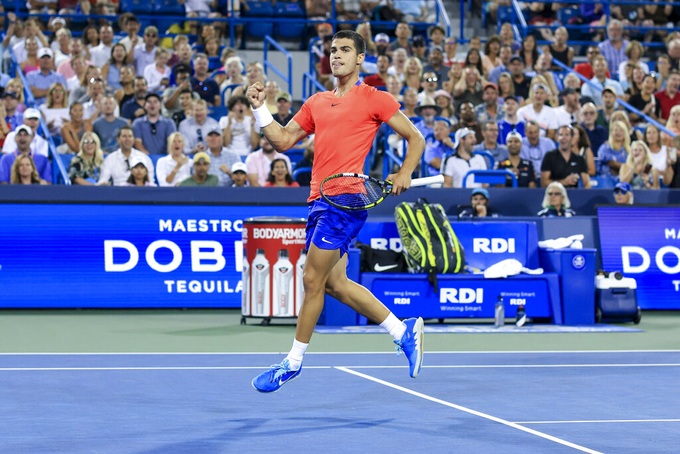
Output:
[247, 30, 426, 393]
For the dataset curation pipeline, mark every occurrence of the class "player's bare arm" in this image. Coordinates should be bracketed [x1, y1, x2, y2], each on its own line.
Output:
[385, 110, 426, 195]
[246, 82, 307, 151]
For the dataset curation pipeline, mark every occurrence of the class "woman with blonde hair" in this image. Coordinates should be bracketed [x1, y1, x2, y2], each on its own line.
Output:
[403, 56, 423, 92]
[597, 120, 631, 177]
[610, 110, 642, 143]
[6, 78, 26, 113]
[662, 105, 680, 147]
[20, 36, 39, 74]
[388, 47, 408, 82]
[528, 66, 559, 107]
[537, 182, 575, 217]
[619, 140, 660, 189]
[10, 154, 46, 185]
[156, 132, 192, 187]
[68, 132, 104, 185]
[39, 82, 69, 137]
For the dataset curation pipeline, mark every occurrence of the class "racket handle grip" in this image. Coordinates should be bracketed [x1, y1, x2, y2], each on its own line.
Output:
[411, 175, 445, 187]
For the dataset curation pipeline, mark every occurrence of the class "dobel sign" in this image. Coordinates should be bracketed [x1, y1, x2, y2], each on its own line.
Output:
[104, 240, 232, 272]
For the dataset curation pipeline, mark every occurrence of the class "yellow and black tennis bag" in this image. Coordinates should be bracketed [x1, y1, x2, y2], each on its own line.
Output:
[395, 198, 465, 290]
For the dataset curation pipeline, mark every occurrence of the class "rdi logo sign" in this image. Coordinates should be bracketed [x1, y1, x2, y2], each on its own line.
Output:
[440, 288, 484, 304]
[473, 238, 515, 253]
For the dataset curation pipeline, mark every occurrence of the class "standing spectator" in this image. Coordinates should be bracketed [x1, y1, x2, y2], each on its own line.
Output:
[128, 26, 160, 77]
[191, 53, 221, 106]
[26, 48, 67, 106]
[205, 128, 241, 187]
[68, 132, 104, 185]
[498, 131, 536, 188]
[179, 151, 219, 186]
[423, 119, 454, 176]
[132, 93, 177, 155]
[442, 127, 486, 188]
[93, 95, 130, 154]
[121, 76, 149, 121]
[98, 126, 155, 186]
[179, 99, 220, 155]
[655, 70, 680, 123]
[498, 95, 525, 144]
[547, 26, 574, 70]
[2, 108, 48, 157]
[0, 125, 51, 184]
[520, 120, 555, 180]
[628, 74, 660, 125]
[245, 134, 292, 187]
[474, 121, 508, 167]
[89, 24, 115, 68]
[598, 19, 629, 81]
[517, 84, 559, 139]
[581, 56, 624, 107]
[156, 133, 192, 187]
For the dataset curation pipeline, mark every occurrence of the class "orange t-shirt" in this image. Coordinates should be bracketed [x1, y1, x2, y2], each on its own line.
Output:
[293, 83, 400, 202]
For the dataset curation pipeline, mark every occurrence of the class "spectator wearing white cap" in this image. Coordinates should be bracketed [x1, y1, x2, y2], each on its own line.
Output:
[442, 127, 487, 188]
[1, 108, 49, 157]
[0, 125, 52, 184]
[124, 156, 156, 187]
[229, 162, 249, 187]
[517, 83, 559, 140]
[25, 47, 67, 106]
[497, 131, 536, 188]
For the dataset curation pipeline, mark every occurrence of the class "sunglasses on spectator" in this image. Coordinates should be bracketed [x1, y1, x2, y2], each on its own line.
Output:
[614, 189, 625, 195]
[151, 124, 157, 135]
[83, 139, 95, 144]
[547, 192, 562, 196]
[424, 77, 438, 83]
[583, 111, 597, 115]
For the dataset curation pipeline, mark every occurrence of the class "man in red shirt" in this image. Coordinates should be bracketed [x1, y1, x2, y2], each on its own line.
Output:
[247, 30, 426, 393]
[363, 54, 390, 87]
[574, 45, 609, 83]
[655, 70, 680, 122]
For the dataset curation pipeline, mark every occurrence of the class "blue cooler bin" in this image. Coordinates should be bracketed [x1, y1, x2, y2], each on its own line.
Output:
[539, 248, 597, 325]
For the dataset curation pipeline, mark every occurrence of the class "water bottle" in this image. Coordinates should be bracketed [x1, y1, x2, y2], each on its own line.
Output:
[494, 295, 505, 328]
[515, 304, 527, 328]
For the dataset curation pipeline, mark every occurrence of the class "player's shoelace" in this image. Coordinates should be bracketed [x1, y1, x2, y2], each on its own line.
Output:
[270, 362, 292, 381]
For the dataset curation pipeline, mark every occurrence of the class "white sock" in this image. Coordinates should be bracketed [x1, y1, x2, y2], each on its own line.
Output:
[285, 339, 308, 370]
[380, 313, 406, 341]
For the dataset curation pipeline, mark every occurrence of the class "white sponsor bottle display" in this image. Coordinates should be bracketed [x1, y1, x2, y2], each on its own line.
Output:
[295, 249, 307, 316]
[242, 250, 250, 316]
[273, 249, 294, 317]
[251, 249, 270, 317]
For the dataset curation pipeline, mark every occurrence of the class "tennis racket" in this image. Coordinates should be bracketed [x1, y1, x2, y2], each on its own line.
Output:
[319, 173, 444, 210]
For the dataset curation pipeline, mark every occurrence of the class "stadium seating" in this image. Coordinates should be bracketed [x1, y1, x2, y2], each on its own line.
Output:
[242, 1, 275, 41]
[463, 169, 518, 188]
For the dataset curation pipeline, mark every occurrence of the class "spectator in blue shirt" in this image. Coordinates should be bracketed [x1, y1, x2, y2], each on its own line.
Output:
[132, 93, 176, 155]
[25, 48, 67, 106]
[423, 119, 454, 177]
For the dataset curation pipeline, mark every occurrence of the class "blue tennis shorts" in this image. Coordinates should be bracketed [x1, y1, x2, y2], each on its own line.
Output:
[306, 199, 368, 257]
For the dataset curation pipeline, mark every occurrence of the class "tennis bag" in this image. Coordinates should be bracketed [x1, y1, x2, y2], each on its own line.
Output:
[394, 198, 465, 291]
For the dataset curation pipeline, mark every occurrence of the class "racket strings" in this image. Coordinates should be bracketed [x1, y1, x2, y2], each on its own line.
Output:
[322, 176, 386, 209]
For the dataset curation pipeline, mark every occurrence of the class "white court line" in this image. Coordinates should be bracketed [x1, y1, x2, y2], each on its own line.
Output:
[335, 366, 602, 454]
[517, 419, 680, 424]
[0, 366, 332, 372]
[349, 363, 680, 369]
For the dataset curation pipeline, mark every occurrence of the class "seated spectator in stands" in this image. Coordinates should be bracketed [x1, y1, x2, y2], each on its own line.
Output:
[98, 126, 154, 186]
[121, 76, 149, 122]
[10, 154, 47, 185]
[619, 41, 649, 89]
[423, 46, 449, 89]
[233, 61, 266, 100]
[453, 101, 483, 142]
[656, 54, 671, 91]
[442, 128, 486, 188]
[264, 158, 300, 188]
[0, 125, 51, 184]
[293, 138, 314, 187]
[643, 124, 669, 173]
[220, 95, 258, 158]
[417, 70, 438, 103]
[401, 87, 419, 118]
[530, 54, 561, 100]
[12, 17, 49, 63]
[124, 157, 156, 187]
[162, 65, 197, 119]
[498, 95, 525, 145]
[80, 78, 110, 123]
[114, 65, 135, 108]
[487, 45, 513, 85]
[191, 53, 221, 106]
[50, 27, 72, 67]
[517, 84, 558, 140]
[668, 37, 680, 71]
[38, 82, 69, 137]
[498, 22, 521, 54]
[474, 82, 502, 124]
[498, 131, 536, 188]
[623, 64, 645, 100]
[1, 92, 23, 142]
[128, 25, 159, 78]
[508, 55, 531, 102]
[464, 47, 484, 79]
[597, 120, 631, 177]
[628, 74, 660, 126]
[364, 55, 391, 88]
[385, 75, 404, 102]
[393, 0, 427, 22]
[403, 56, 424, 93]
[229, 162, 249, 187]
[245, 134, 292, 187]
[20, 37, 40, 75]
[2, 108, 48, 157]
[132, 93, 176, 155]
[453, 67, 484, 111]
[433, 89, 455, 121]
[168, 89, 195, 129]
[179, 151, 219, 187]
[537, 182, 575, 217]
[204, 128, 241, 187]
[262, 80, 281, 114]
[458, 188, 498, 218]
[610, 110, 642, 145]
[409, 98, 440, 142]
[540, 125, 591, 189]
[388, 22, 414, 58]
[598, 20, 629, 81]
[3, 78, 26, 116]
[68, 65, 98, 103]
[655, 70, 680, 123]
[474, 121, 508, 168]
[562, 73, 589, 103]
[203, 38, 222, 72]
[156, 132, 191, 187]
[57, 38, 91, 80]
[387, 48, 408, 82]
[60, 102, 91, 154]
[613, 181, 634, 205]
[546, 27, 573, 70]
[481, 35, 502, 79]
[68, 132, 104, 185]
[574, 46, 603, 83]
[220, 56, 246, 105]
[580, 102, 608, 156]
[571, 124, 596, 177]
[26, 48, 67, 106]
[662, 105, 680, 147]
[423, 119, 454, 176]
[93, 95, 130, 154]
[272, 92, 294, 126]
[100, 44, 129, 93]
[581, 57, 624, 109]
[619, 140, 660, 190]
[179, 99, 220, 155]
[170, 41, 193, 83]
[520, 120, 553, 180]
[519, 35, 538, 75]
[89, 24, 114, 69]
[555, 88, 582, 127]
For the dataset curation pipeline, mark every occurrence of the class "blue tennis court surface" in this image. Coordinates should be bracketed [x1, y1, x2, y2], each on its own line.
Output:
[1, 351, 679, 453]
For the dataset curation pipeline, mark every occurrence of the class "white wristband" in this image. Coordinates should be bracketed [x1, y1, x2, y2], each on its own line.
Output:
[251, 104, 274, 129]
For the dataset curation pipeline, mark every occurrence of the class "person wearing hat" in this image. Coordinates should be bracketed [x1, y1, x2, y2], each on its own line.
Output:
[517, 83, 559, 140]
[124, 156, 156, 187]
[580, 56, 624, 108]
[98, 126, 155, 186]
[555, 87, 583, 127]
[25, 47, 67, 106]
[412, 96, 441, 139]
[1, 91, 23, 134]
[422, 46, 449, 90]
[497, 130, 536, 188]
[1, 108, 49, 157]
[442, 127, 487, 188]
[179, 152, 219, 186]
[272, 91, 294, 126]
[0, 124, 52, 184]
[132, 93, 177, 155]
[458, 188, 498, 218]
[613, 181, 634, 205]
[205, 127, 241, 187]
[433, 89, 455, 119]
[598, 86, 620, 127]
[229, 162, 249, 187]
[475, 82, 503, 123]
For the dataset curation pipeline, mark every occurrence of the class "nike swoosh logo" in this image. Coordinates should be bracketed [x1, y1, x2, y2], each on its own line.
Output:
[331, 103, 340, 107]
[321, 237, 333, 244]
[374, 264, 399, 272]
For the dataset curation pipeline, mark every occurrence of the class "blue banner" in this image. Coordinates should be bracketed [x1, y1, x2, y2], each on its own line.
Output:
[0, 204, 307, 308]
[597, 206, 680, 309]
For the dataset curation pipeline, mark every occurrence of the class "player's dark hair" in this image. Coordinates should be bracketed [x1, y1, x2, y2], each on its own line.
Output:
[333, 30, 365, 55]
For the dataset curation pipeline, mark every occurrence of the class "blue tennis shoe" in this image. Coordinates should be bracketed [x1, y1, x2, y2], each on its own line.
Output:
[395, 317, 424, 378]
[252, 359, 302, 393]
